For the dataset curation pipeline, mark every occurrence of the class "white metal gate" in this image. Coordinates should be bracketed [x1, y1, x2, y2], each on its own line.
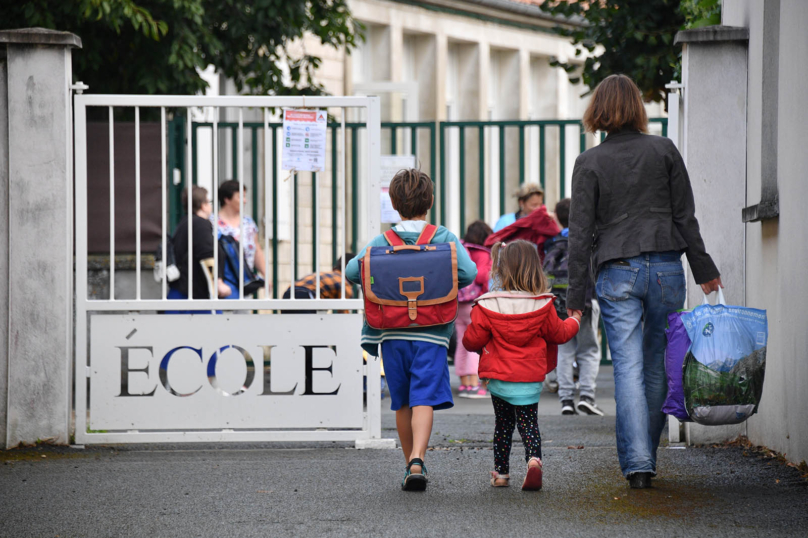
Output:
[73, 94, 388, 445]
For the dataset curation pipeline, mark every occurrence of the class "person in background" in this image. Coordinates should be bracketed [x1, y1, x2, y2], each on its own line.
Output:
[567, 74, 722, 489]
[544, 198, 603, 416]
[462, 240, 581, 490]
[168, 186, 230, 304]
[493, 183, 545, 232]
[455, 220, 493, 399]
[281, 254, 355, 314]
[215, 180, 266, 278]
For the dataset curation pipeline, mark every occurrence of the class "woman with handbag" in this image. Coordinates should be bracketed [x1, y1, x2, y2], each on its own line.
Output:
[215, 180, 266, 299]
[566, 75, 723, 489]
[455, 220, 493, 398]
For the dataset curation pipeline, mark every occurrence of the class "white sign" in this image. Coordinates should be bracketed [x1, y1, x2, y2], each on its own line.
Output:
[89, 314, 364, 430]
[380, 155, 417, 223]
[281, 109, 327, 172]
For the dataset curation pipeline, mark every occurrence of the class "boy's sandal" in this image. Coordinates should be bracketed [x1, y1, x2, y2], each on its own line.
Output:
[490, 471, 510, 487]
[402, 458, 428, 491]
[522, 457, 543, 491]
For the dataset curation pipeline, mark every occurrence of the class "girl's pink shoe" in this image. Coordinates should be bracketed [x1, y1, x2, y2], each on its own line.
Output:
[522, 458, 543, 491]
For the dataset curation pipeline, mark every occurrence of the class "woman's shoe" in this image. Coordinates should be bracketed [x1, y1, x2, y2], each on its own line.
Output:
[522, 457, 543, 491]
[628, 472, 653, 489]
[402, 458, 428, 491]
[490, 471, 510, 487]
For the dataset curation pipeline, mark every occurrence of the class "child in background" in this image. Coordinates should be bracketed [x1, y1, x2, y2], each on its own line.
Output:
[544, 199, 603, 416]
[456, 220, 493, 398]
[462, 240, 581, 490]
[345, 169, 477, 491]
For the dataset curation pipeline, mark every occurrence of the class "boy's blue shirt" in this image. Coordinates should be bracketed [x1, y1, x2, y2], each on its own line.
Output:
[345, 224, 477, 356]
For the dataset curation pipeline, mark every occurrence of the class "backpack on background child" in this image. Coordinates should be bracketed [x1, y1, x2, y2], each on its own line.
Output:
[462, 240, 581, 490]
[455, 221, 493, 399]
[345, 168, 477, 492]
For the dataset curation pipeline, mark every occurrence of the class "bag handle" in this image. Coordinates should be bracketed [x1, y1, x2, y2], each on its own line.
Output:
[702, 287, 726, 306]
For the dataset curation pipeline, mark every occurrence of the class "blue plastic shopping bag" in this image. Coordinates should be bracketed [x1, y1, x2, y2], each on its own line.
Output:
[681, 289, 767, 426]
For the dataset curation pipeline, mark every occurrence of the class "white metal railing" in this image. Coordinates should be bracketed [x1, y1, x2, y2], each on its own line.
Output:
[73, 94, 385, 445]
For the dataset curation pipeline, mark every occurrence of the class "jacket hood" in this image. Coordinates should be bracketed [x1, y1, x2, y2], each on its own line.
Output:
[474, 291, 556, 347]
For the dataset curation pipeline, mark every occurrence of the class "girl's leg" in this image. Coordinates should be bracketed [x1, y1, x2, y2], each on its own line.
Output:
[492, 395, 516, 474]
[514, 403, 542, 462]
[453, 303, 474, 383]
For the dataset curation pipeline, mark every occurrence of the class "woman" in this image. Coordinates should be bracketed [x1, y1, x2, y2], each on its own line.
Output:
[215, 180, 266, 298]
[493, 183, 545, 232]
[168, 186, 231, 306]
[566, 75, 723, 489]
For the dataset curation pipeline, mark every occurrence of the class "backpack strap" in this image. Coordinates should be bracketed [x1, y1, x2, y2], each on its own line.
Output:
[416, 224, 438, 245]
[383, 229, 405, 246]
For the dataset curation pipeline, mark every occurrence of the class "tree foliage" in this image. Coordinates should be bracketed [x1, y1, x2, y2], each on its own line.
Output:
[1, 0, 361, 96]
[541, 0, 720, 103]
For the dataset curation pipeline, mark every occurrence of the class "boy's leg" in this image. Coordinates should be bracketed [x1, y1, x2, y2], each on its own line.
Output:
[514, 403, 542, 462]
[406, 341, 453, 474]
[396, 407, 413, 464]
[492, 395, 517, 474]
[408, 406, 434, 473]
[576, 302, 602, 401]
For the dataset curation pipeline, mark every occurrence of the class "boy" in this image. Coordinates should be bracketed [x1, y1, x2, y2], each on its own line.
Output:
[345, 169, 477, 491]
[543, 198, 603, 416]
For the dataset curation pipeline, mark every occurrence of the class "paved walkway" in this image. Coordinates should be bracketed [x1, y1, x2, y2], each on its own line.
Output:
[2, 367, 807, 537]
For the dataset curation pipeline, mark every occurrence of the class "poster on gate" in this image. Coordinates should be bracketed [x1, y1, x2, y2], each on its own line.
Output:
[281, 109, 327, 172]
[380, 155, 417, 223]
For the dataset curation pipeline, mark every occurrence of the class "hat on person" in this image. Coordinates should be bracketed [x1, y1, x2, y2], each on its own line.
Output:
[515, 183, 544, 202]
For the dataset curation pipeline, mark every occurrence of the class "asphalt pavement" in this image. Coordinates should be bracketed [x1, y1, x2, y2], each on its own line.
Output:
[2, 367, 807, 537]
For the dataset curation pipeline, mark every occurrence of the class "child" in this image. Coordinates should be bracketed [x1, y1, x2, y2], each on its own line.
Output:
[455, 220, 493, 398]
[544, 199, 603, 416]
[462, 240, 581, 490]
[345, 169, 477, 491]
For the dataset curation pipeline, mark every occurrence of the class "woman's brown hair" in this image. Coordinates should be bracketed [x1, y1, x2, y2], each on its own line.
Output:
[583, 74, 648, 134]
[490, 240, 549, 294]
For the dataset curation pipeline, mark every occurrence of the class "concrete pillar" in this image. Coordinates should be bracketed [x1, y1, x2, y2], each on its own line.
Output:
[674, 25, 749, 445]
[0, 28, 81, 447]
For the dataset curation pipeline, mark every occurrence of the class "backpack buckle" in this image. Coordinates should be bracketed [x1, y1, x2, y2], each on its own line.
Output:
[399, 277, 425, 321]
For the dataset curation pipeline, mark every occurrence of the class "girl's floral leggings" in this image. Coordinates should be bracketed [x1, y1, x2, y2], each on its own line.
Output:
[492, 395, 542, 474]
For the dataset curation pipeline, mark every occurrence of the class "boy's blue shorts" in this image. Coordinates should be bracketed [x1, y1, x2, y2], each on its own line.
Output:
[381, 340, 453, 411]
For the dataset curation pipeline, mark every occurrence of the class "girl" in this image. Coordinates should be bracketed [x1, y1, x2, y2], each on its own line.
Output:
[455, 220, 494, 398]
[462, 240, 581, 490]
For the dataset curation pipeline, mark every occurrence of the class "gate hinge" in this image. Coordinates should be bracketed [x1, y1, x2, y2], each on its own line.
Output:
[85, 366, 91, 377]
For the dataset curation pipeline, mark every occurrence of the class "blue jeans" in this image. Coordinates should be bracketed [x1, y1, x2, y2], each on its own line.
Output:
[596, 252, 685, 477]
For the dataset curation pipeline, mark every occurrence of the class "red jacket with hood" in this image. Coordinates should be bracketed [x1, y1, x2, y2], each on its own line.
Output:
[462, 291, 580, 383]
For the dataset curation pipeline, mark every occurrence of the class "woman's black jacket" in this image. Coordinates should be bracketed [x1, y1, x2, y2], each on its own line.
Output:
[567, 130, 719, 311]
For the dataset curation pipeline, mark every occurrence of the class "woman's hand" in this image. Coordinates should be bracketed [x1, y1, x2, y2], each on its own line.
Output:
[700, 276, 724, 295]
[217, 279, 232, 298]
[568, 309, 583, 321]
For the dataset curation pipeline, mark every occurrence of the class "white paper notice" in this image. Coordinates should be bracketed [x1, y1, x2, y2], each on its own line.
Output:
[281, 109, 327, 172]
[380, 155, 417, 223]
